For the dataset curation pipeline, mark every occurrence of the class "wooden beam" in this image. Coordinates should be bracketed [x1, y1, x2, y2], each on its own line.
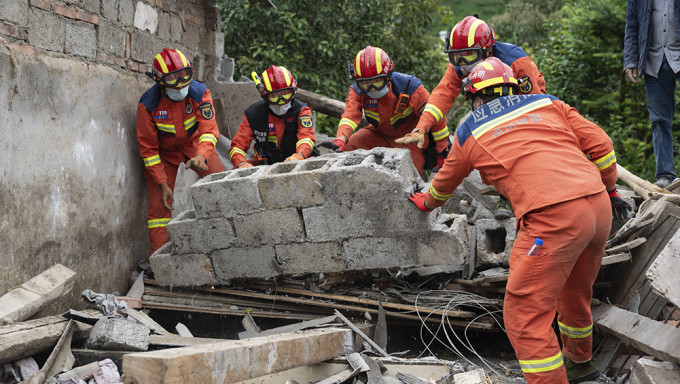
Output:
[122, 327, 355, 384]
[601, 252, 632, 266]
[646, 226, 680, 308]
[593, 303, 680, 364]
[295, 88, 347, 119]
[0, 264, 76, 323]
[605, 237, 646, 255]
[149, 335, 225, 347]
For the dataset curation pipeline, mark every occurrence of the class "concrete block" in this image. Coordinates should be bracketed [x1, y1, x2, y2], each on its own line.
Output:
[343, 237, 418, 270]
[475, 218, 516, 265]
[275, 242, 345, 274]
[258, 159, 332, 209]
[28, 8, 64, 52]
[212, 246, 279, 281]
[191, 167, 266, 219]
[101, 0, 119, 20]
[417, 213, 468, 268]
[129, 29, 162, 62]
[118, 0, 134, 26]
[62, 0, 100, 14]
[0, 0, 29, 25]
[150, 244, 214, 287]
[181, 22, 199, 50]
[169, 13, 183, 43]
[98, 19, 126, 57]
[87, 317, 150, 351]
[629, 358, 680, 384]
[65, 20, 96, 59]
[233, 208, 304, 246]
[303, 203, 379, 242]
[133, 1, 158, 34]
[167, 210, 236, 254]
[156, 11, 170, 41]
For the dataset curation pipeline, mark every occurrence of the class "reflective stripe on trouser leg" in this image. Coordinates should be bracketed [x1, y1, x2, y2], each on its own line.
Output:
[557, 191, 610, 362]
[144, 159, 179, 255]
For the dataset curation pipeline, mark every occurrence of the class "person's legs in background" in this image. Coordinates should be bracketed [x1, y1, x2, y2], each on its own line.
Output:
[646, 56, 678, 187]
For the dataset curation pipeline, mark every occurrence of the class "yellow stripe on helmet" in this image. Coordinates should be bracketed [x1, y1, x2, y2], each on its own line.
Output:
[177, 50, 189, 67]
[480, 61, 495, 70]
[262, 69, 272, 92]
[281, 67, 292, 86]
[468, 19, 483, 47]
[473, 76, 518, 90]
[355, 51, 363, 77]
[375, 48, 383, 74]
[155, 53, 169, 74]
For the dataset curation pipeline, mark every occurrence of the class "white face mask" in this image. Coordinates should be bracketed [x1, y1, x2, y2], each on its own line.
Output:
[269, 102, 292, 116]
[367, 87, 389, 99]
[166, 86, 189, 101]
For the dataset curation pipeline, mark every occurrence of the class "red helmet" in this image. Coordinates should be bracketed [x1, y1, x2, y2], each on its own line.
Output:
[261, 65, 297, 105]
[446, 16, 496, 70]
[349, 46, 394, 93]
[461, 57, 518, 98]
[151, 48, 193, 88]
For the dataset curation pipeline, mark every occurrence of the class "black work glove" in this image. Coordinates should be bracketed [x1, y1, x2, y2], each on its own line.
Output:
[316, 139, 346, 152]
[608, 189, 632, 220]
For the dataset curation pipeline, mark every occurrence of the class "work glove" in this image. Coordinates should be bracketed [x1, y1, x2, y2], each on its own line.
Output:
[317, 138, 346, 152]
[237, 161, 253, 169]
[160, 182, 174, 211]
[407, 192, 433, 212]
[608, 188, 632, 220]
[395, 128, 426, 148]
[185, 154, 208, 172]
[285, 153, 305, 162]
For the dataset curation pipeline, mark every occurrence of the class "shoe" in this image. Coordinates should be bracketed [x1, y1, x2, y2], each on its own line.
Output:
[494, 195, 514, 219]
[654, 177, 673, 189]
[564, 358, 600, 383]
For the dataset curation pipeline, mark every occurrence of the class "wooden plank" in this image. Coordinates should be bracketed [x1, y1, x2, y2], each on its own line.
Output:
[142, 300, 321, 321]
[122, 327, 354, 384]
[174, 323, 193, 338]
[238, 315, 337, 339]
[149, 335, 225, 347]
[24, 320, 76, 384]
[601, 252, 632, 266]
[0, 264, 76, 323]
[646, 226, 680, 308]
[126, 308, 172, 336]
[126, 271, 145, 299]
[592, 303, 680, 364]
[605, 237, 646, 255]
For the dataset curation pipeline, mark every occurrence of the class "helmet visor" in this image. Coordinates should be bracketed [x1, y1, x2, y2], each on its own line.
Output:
[266, 88, 295, 105]
[448, 49, 483, 67]
[356, 76, 388, 93]
[160, 67, 193, 88]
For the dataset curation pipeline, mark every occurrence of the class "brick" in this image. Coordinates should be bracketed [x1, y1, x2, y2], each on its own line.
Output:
[185, 13, 204, 27]
[156, 11, 170, 41]
[167, 210, 236, 254]
[343, 237, 418, 270]
[191, 167, 266, 219]
[119, 0, 134, 26]
[65, 20, 96, 59]
[87, 317, 149, 351]
[212, 246, 279, 282]
[101, 0, 119, 20]
[276, 242, 345, 274]
[475, 218, 516, 266]
[129, 29, 162, 62]
[169, 12, 182, 42]
[0, 21, 27, 40]
[258, 159, 331, 210]
[28, 8, 64, 52]
[150, 244, 215, 287]
[98, 19, 126, 57]
[125, 31, 130, 58]
[233, 208, 304, 246]
[29, 0, 51, 11]
[0, 0, 29, 25]
[54, 3, 99, 25]
[181, 22, 199, 50]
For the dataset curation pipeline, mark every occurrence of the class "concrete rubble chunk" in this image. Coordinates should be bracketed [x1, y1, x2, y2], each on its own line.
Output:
[191, 166, 266, 219]
[149, 243, 214, 287]
[475, 218, 516, 265]
[87, 317, 150, 352]
[629, 358, 680, 384]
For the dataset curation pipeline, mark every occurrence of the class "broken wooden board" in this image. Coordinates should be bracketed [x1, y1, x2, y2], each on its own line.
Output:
[601, 252, 632, 266]
[122, 327, 357, 384]
[593, 303, 680, 364]
[126, 307, 172, 336]
[238, 314, 337, 339]
[646, 226, 680, 308]
[605, 237, 646, 255]
[0, 264, 76, 323]
[0, 315, 90, 365]
[24, 320, 76, 384]
[149, 335, 225, 347]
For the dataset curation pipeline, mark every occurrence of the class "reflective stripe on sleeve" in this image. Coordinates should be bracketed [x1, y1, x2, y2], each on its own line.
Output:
[593, 150, 616, 171]
[339, 118, 358, 131]
[432, 125, 450, 141]
[183, 116, 197, 130]
[147, 218, 171, 229]
[156, 123, 176, 134]
[296, 138, 314, 150]
[364, 110, 379, 122]
[558, 321, 593, 339]
[143, 155, 161, 167]
[429, 184, 453, 201]
[518, 351, 564, 374]
[199, 133, 217, 146]
[424, 104, 444, 122]
[390, 107, 413, 125]
[229, 147, 247, 159]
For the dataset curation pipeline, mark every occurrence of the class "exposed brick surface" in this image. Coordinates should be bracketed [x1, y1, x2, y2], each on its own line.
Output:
[0, 21, 27, 40]
[30, 0, 51, 11]
[54, 3, 99, 25]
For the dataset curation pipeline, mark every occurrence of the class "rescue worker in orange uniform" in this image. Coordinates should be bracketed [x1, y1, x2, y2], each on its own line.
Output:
[136, 48, 224, 255]
[319, 46, 450, 174]
[398, 15, 546, 217]
[407, 58, 632, 384]
[229, 65, 316, 168]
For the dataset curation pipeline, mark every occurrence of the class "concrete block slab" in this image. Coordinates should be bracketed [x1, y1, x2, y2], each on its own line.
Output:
[191, 167, 266, 219]
[167, 210, 235, 254]
[156, 11, 171, 41]
[475, 218, 516, 265]
[343, 237, 418, 270]
[303, 202, 379, 242]
[258, 158, 332, 209]
[181, 22, 199, 50]
[0, 0, 29, 25]
[233, 208, 304, 246]
[629, 358, 680, 384]
[65, 20, 96, 59]
[130, 29, 161, 62]
[212, 246, 279, 281]
[169, 13, 182, 43]
[276, 242, 345, 274]
[118, 0, 134, 26]
[101, 0, 119, 20]
[98, 19, 126, 57]
[87, 317, 149, 351]
[28, 8, 64, 52]
[150, 244, 214, 287]
[417, 214, 468, 268]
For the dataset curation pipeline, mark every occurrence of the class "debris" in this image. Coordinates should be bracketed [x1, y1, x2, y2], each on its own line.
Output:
[0, 264, 76, 324]
[646, 226, 680, 308]
[82, 290, 127, 317]
[628, 358, 680, 384]
[125, 271, 145, 299]
[86, 317, 150, 352]
[24, 320, 76, 384]
[334, 309, 390, 358]
[239, 312, 260, 338]
[453, 368, 490, 384]
[0, 357, 38, 383]
[373, 301, 387, 351]
[48, 358, 121, 384]
[174, 323, 193, 338]
[238, 314, 337, 339]
[148, 334, 225, 347]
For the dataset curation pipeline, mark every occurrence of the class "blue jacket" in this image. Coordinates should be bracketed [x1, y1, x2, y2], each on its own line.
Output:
[624, 0, 680, 72]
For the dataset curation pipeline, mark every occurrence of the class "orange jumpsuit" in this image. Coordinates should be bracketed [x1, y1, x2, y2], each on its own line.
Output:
[136, 80, 224, 255]
[337, 72, 449, 173]
[415, 42, 547, 133]
[229, 100, 316, 167]
[425, 94, 617, 384]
